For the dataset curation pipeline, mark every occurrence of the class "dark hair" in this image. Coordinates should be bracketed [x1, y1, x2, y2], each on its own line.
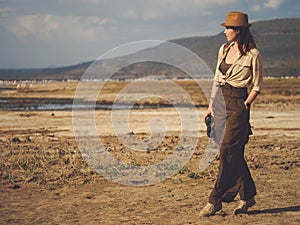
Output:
[233, 27, 256, 55]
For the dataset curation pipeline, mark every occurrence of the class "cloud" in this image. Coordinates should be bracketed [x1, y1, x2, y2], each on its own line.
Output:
[122, 9, 139, 19]
[264, 0, 285, 9]
[58, 0, 109, 5]
[1, 14, 112, 41]
[0, 7, 16, 17]
[0, 0, 297, 68]
[251, 4, 262, 12]
[250, 0, 285, 12]
[120, 0, 237, 20]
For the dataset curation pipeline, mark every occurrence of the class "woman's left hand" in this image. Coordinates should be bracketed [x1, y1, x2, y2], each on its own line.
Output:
[244, 102, 251, 110]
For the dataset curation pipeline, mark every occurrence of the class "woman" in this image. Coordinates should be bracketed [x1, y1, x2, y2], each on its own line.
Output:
[200, 11, 263, 216]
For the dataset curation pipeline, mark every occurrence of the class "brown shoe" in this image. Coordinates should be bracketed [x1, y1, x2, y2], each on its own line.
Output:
[233, 197, 256, 215]
[199, 202, 222, 217]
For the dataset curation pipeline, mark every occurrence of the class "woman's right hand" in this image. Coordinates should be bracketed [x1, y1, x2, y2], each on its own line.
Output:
[203, 105, 214, 123]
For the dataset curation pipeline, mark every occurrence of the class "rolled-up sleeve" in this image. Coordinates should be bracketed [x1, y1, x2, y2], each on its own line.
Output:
[251, 52, 263, 92]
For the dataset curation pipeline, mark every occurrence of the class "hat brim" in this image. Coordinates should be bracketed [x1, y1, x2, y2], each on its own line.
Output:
[220, 22, 252, 27]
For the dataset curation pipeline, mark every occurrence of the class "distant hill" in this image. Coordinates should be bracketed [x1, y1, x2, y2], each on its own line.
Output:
[177, 18, 300, 76]
[0, 18, 299, 80]
[0, 61, 91, 81]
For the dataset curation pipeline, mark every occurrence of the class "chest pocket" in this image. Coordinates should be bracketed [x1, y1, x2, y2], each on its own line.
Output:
[230, 58, 252, 77]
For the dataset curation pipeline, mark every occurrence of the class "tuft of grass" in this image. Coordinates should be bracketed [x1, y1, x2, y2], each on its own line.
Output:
[0, 135, 101, 188]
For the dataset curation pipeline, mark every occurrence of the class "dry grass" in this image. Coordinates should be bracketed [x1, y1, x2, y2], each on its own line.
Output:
[0, 133, 98, 189]
[0, 78, 299, 189]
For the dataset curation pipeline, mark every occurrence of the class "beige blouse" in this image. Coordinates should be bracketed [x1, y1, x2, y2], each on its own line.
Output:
[214, 42, 263, 92]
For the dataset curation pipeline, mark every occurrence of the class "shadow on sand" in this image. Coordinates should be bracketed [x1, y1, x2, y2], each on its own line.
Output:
[248, 205, 300, 215]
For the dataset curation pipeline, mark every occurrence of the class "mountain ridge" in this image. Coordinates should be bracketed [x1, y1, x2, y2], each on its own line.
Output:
[0, 18, 299, 80]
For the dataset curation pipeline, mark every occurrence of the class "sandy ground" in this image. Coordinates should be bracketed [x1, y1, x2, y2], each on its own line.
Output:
[0, 80, 299, 224]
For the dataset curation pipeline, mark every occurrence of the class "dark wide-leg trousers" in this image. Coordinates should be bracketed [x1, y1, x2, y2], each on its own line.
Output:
[209, 84, 257, 205]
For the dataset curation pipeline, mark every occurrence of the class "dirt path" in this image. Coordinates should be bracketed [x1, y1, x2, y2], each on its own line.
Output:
[0, 108, 299, 224]
[0, 79, 299, 224]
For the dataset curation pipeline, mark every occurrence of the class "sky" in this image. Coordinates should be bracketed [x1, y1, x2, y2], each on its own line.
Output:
[0, 0, 299, 69]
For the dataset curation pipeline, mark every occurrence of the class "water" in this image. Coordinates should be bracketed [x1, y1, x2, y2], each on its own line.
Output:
[0, 97, 161, 111]
[0, 97, 195, 111]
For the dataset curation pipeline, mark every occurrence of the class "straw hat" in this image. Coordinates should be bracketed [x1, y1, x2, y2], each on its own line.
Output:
[221, 12, 252, 28]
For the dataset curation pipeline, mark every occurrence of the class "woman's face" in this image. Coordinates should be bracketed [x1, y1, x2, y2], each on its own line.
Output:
[224, 27, 239, 42]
